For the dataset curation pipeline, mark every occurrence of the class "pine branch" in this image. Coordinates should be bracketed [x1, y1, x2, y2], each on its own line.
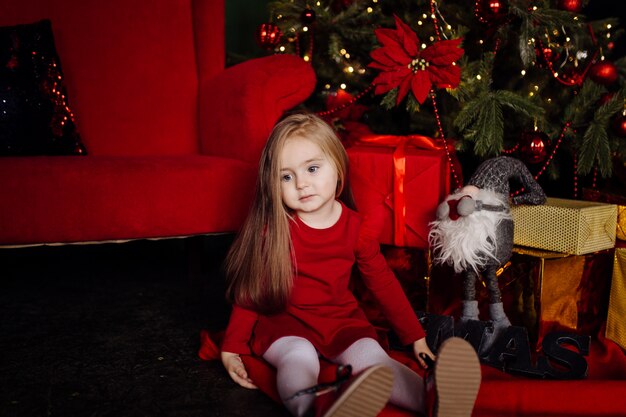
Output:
[455, 89, 542, 156]
[594, 91, 624, 124]
[495, 90, 545, 122]
[455, 92, 504, 156]
[405, 94, 421, 113]
[527, 8, 583, 29]
[453, 91, 488, 133]
[564, 80, 606, 124]
[450, 54, 493, 103]
[578, 122, 612, 176]
[510, 1, 585, 67]
[518, 14, 535, 67]
[472, 94, 504, 156]
[381, 89, 399, 110]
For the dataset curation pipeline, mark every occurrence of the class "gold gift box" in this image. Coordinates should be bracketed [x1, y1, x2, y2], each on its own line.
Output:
[427, 246, 614, 348]
[502, 247, 613, 348]
[606, 247, 626, 351]
[511, 197, 617, 255]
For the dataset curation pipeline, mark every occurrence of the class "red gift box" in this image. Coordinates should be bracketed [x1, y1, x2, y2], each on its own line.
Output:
[347, 138, 451, 248]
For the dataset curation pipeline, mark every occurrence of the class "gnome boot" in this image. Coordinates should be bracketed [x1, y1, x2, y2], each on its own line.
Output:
[480, 302, 512, 355]
[460, 300, 480, 323]
[293, 364, 394, 417]
[423, 337, 482, 417]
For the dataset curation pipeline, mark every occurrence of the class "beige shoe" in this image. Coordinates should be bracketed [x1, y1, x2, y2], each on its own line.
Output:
[319, 364, 394, 417]
[433, 337, 481, 417]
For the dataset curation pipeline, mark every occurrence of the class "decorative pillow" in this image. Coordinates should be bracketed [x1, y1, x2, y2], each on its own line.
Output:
[0, 19, 86, 155]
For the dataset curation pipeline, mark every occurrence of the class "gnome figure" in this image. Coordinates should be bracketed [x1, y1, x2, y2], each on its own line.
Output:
[429, 156, 546, 353]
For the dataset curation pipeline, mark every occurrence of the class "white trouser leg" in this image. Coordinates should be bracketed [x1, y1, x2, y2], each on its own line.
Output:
[331, 337, 425, 413]
[263, 336, 321, 417]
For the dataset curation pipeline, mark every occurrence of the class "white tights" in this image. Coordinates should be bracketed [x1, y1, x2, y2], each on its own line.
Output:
[262, 336, 425, 417]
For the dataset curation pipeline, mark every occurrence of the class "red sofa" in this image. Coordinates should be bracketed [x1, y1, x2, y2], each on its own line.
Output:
[0, 0, 315, 246]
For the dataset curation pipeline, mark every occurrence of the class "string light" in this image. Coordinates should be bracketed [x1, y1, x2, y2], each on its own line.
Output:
[430, 91, 462, 189]
[316, 84, 375, 117]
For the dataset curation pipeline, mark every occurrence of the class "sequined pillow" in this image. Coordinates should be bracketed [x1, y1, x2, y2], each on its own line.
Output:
[0, 19, 86, 155]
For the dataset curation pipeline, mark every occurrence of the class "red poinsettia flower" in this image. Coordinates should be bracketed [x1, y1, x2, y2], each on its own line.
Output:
[369, 15, 464, 105]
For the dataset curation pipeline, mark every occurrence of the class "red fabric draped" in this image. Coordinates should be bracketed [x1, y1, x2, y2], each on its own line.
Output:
[199, 327, 626, 416]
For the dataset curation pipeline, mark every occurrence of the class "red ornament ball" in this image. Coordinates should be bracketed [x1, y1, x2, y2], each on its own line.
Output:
[255, 23, 282, 49]
[301, 8, 316, 24]
[557, 0, 583, 13]
[475, 0, 508, 24]
[520, 131, 549, 164]
[588, 61, 619, 86]
[612, 114, 626, 138]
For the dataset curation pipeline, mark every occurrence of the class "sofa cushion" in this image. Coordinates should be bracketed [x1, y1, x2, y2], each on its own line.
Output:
[0, 19, 86, 156]
[0, 155, 257, 245]
[0, 0, 200, 156]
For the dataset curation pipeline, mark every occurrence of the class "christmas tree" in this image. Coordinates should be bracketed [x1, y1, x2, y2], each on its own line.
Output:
[254, 0, 626, 199]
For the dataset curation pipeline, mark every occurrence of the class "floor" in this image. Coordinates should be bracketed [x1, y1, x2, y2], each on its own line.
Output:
[0, 236, 290, 417]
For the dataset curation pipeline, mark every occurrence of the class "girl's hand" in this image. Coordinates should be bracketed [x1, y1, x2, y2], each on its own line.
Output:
[221, 351, 258, 389]
[413, 337, 436, 369]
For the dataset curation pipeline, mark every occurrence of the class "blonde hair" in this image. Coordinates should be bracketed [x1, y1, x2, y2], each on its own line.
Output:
[224, 113, 354, 314]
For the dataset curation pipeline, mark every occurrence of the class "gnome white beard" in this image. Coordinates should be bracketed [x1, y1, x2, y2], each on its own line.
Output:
[429, 188, 512, 274]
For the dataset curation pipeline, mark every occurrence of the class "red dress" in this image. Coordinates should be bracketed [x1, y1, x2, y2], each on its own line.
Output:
[221, 203, 425, 358]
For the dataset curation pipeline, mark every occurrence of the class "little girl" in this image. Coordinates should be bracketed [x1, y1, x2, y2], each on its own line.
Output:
[220, 113, 479, 417]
